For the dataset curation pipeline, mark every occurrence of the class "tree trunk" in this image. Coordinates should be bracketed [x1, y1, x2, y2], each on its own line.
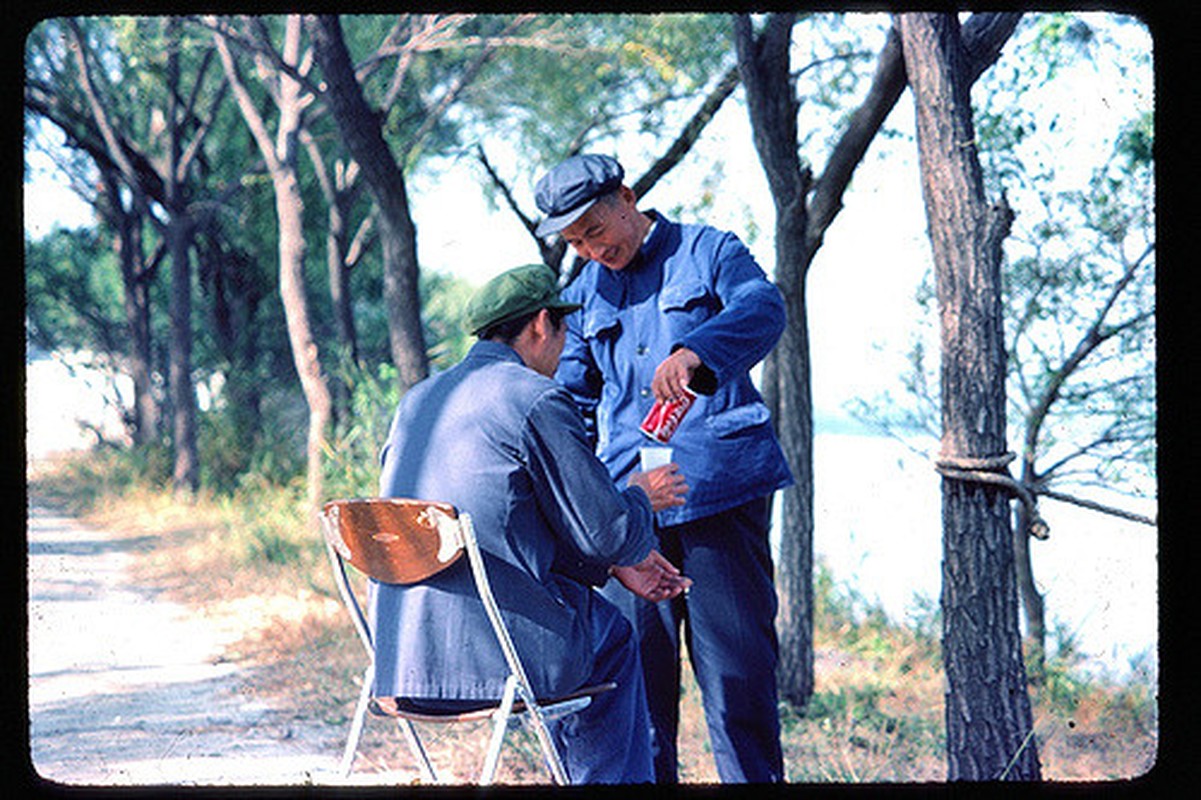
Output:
[325, 195, 356, 429]
[896, 12, 1039, 780]
[300, 125, 363, 429]
[325, 190, 356, 363]
[277, 169, 332, 524]
[215, 14, 333, 526]
[734, 12, 815, 709]
[167, 216, 198, 493]
[307, 14, 429, 393]
[100, 167, 159, 446]
[123, 217, 158, 447]
[770, 223, 817, 710]
[166, 16, 199, 494]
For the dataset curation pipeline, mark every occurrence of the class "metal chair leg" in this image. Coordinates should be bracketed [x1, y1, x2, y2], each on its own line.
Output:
[397, 717, 439, 783]
[340, 663, 375, 777]
[524, 702, 569, 784]
[479, 674, 518, 784]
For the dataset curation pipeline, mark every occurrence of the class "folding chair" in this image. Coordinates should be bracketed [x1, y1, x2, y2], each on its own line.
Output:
[319, 498, 615, 785]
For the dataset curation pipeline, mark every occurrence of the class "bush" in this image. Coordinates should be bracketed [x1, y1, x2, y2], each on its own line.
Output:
[323, 361, 403, 500]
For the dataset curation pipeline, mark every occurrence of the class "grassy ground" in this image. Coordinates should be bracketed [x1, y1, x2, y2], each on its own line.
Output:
[28, 452, 1158, 784]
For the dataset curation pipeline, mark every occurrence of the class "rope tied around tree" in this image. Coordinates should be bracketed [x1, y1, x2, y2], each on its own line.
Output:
[934, 452, 1050, 540]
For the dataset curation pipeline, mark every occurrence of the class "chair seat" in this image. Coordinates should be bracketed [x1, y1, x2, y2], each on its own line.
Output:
[370, 682, 617, 723]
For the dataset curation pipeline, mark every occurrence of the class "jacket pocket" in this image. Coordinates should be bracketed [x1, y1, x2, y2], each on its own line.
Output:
[705, 402, 771, 438]
[658, 279, 710, 312]
[582, 306, 621, 339]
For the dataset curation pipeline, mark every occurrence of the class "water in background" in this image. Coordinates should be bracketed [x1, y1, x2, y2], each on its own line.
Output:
[799, 429, 1157, 681]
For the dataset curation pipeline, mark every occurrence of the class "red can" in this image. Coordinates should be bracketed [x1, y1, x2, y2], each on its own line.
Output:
[639, 386, 696, 443]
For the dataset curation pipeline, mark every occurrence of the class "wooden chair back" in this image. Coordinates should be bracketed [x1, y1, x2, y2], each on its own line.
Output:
[321, 498, 465, 585]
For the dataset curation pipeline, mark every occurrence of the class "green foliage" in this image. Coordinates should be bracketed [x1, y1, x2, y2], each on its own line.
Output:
[217, 472, 316, 567]
[814, 559, 941, 670]
[196, 395, 306, 495]
[25, 229, 123, 355]
[421, 270, 476, 371]
[30, 443, 172, 513]
[324, 361, 404, 500]
[464, 13, 734, 164]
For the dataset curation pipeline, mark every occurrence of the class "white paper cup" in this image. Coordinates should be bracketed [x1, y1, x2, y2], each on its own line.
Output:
[640, 446, 673, 471]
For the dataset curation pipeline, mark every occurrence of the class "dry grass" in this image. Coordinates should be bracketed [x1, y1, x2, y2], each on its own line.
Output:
[28, 460, 1158, 785]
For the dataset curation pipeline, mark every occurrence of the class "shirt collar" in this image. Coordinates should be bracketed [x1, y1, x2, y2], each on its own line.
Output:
[626, 209, 667, 273]
[467, 338, 526, 368]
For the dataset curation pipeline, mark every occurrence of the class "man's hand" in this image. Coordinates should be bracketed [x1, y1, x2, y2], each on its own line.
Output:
[628, 464, 688, 512]
[611, 549, 692, 602]
[652, 347, 702, 401]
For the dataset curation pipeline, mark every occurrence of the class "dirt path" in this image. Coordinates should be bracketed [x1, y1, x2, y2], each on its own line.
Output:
[25, 504, 392, 787]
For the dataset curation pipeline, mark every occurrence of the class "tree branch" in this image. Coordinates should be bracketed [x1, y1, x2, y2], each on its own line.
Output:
[631, 63, 740, 200]
[1037, 488, 1156, 527]
[808, 12, 1022, 251]
[1024, 252, 1153, 453]
[213, 24, 281, 173]
[402, 14, 533, 160]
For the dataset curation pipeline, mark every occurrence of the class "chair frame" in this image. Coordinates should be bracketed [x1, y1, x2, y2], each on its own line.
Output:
[320, 498, 611, 785]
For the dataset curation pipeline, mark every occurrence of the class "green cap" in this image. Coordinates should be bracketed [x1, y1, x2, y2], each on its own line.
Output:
[466, 264, 582, 336]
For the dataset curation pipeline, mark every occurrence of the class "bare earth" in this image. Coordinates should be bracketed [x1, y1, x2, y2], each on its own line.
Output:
[25, 504, 399, 788]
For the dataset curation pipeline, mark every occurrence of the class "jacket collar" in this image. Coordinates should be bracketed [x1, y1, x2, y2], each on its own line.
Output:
[640, 209, 668, 263]
[466, 338, 526, 368]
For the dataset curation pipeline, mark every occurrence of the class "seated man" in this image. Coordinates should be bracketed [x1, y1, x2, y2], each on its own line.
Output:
[372, 264, 690, 783]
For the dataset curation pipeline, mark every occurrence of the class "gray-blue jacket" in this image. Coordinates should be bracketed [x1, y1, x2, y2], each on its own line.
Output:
[372, 340, 656, 701]
[556, 212, 794, 526]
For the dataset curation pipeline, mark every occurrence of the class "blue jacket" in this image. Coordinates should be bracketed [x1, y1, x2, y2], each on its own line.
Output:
[372, 340, 656, 701]
[556, 212, 794, 526]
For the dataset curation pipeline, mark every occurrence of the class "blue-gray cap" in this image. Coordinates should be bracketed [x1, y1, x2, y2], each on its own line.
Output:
[534, 154, 624, 238]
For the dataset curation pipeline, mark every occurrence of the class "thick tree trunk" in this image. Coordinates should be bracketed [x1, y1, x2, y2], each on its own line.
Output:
[897, 12, 1039, 780]
[307, 14, 428, 392]
[167, 215, 198, 493]
[771, 224, 816, 709]
[166, 17, 198, 494]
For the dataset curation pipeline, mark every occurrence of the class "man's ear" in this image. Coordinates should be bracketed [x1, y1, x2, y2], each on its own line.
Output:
[529, 308, 552, 341]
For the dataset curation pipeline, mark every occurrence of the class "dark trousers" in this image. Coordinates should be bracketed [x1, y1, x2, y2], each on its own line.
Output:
[546, 590, 654, 783]
[600, 496, 783, 783]
[413, 590, 653, 783]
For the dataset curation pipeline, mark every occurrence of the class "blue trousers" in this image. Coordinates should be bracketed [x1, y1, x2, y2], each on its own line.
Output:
[601, 496, 783, 783]
[406, 589, 653, 783]
[546, 590, 654, 783]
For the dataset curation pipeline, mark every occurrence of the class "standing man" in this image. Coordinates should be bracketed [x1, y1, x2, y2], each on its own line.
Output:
[535, 154, 795, 783]
[374, 264, 691, 783]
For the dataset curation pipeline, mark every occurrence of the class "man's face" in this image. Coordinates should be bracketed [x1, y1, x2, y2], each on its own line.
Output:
[559, 189, 645, 271]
